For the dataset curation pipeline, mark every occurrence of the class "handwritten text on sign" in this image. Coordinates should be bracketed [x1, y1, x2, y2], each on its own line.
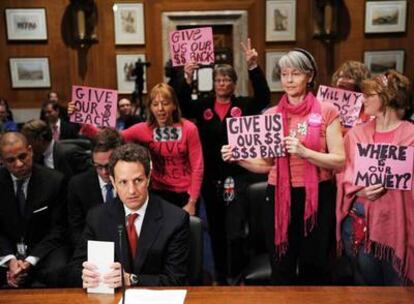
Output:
[354, 143, 413, 190]
[169, 27, 214, 67]
[70, 86, 117, 128]
[227, 114, 285, 160]
[148, 127, 189, 181]
[317, 85, 363, 127]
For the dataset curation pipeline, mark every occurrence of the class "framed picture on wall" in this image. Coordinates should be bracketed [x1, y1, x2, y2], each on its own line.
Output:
[363, 50, 405, 76]
[116, 54, 147, 94]
[5, 8, 48, 40]
[9, 57, 51, 88]
[266, 51, 288, 92]
[113, 3, 145, 45]
[266, 0, 296, 41]
[365, 1, 407, 33]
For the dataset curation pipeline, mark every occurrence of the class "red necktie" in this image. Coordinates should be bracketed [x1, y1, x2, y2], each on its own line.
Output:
[127, 213, 139, 258]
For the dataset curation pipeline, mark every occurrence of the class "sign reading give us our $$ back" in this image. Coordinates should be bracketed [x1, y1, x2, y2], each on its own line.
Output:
[70, 85, 117, 128]
[354, 143, 414, 190]
[169, 27, 214, 67]
[227, 114, 285, 160]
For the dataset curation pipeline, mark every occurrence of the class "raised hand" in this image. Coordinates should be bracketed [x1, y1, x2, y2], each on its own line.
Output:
[183, 60, 199, 85]
[241, 38, 258, 70]
[68, 101, 76, 115]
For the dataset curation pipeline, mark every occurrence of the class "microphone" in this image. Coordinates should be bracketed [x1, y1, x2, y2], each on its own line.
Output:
[117, 225, 126, 304]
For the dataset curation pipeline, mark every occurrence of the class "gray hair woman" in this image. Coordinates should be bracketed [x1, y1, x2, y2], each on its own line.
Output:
[222, 48, 345, 284]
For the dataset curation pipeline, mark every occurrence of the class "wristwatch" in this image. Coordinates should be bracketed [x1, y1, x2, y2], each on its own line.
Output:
[129, 273, 139, 286]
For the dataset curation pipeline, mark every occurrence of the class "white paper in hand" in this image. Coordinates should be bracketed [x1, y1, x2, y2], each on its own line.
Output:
[87, 240, 115, 294]
[198, 67, 213, 92]
[119, 289, 187, 304]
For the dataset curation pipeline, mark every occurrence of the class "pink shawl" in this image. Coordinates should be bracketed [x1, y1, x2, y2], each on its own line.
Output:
[336, 120, 414, 284]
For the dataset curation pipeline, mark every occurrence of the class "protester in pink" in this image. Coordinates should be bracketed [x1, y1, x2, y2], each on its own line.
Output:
[72, 83, 203, 215]
[331, 60, 372, 134]
[222, 49, 345, 284]
[336, 70, 414, 285]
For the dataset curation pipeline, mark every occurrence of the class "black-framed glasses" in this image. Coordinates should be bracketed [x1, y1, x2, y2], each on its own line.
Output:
[3, 152, 30, 165]
[93, 162, 110, 171]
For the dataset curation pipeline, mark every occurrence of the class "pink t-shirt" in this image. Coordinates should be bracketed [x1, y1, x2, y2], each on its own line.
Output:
[373, 125, 400, 143]
[214, 101, 231, 121]
[82, 120, 204, 200]
[266, 101, 339, 187]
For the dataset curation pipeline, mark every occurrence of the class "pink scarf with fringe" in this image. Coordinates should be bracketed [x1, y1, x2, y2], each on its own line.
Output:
[336, 120, 414, 284]
[275, 92, 321, 257]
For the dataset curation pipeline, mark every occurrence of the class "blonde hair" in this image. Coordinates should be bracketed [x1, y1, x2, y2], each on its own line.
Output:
[145, 83, 182, 128]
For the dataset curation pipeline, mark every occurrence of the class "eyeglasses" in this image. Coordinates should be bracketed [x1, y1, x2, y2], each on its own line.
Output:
[363, 93, 378, 99]
[214, 78, 233, 84]
[93, 162, 110, 171]
[3, 152, 30, 165]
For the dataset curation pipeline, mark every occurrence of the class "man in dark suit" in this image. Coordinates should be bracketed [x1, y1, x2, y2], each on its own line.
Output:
[67, 128, 123, 247]
[70, 143, 189, 287]
[21, 119, 91, 180]
[0, 132, 67, 288]
[41, 100, 80, 140]
[116, 98, 143, 131]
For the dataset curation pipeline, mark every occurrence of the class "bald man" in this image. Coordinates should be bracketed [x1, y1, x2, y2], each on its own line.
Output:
[0, 132, 68, 288]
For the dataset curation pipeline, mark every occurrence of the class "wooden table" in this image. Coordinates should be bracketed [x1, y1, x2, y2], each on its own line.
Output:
[0, 286, 413, 304]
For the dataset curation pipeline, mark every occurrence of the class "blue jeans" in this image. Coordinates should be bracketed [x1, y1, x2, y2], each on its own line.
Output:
[341, 203, 402, 285]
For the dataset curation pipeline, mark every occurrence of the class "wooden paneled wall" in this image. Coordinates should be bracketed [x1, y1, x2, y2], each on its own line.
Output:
[1, 0, 413, 111]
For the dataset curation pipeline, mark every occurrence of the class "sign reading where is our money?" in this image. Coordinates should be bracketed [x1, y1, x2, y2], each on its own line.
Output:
[354, 142, 414, 190]
[227, 114, 285, 160]
[70, 85, 117, 128]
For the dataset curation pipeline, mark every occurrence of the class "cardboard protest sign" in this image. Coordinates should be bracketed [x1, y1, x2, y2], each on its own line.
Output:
[317, 85, 363, 127]
[354, 143, 413, 190]
[227, 114, 285, 160]
[169, 27, 214, 67]
[70, 85, 117, 128]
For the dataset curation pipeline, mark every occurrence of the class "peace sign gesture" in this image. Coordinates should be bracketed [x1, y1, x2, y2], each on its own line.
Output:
[241, 38, 258, 70]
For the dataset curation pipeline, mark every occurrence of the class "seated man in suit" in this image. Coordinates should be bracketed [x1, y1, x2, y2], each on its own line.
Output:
[0, 132, 68, 288]
[41, 100, 80, 140]
[70, 143, 189, 287]
[67, 128, 123, 247]
[116, 98, 143, 131]
[21, 119, 91, 180]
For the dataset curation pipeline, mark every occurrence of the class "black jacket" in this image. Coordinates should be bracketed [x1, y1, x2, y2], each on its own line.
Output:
[175, 66, 271, 180]
[69, 195, 189, 286]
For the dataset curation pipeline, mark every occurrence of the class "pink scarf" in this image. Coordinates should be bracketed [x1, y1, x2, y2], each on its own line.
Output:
[275, 92, 321, 257]
[336, 120, 414, 284]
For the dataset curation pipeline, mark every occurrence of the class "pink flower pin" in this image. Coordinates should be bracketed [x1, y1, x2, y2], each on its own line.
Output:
[203, 108, 214, 121]
[230, 107, 242, 117]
